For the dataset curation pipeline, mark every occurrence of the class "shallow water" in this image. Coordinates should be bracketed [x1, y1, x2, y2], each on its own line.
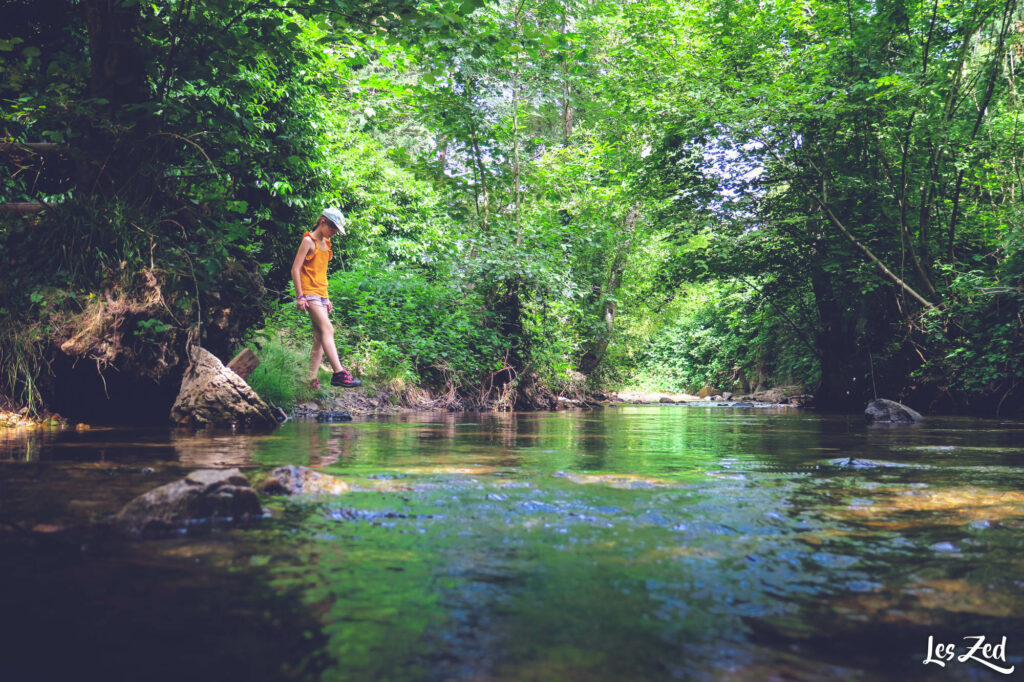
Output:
[2, 406, 1023, 681]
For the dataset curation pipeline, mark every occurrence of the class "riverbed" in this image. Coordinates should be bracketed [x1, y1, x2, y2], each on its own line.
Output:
[2, 406, 1022, 681]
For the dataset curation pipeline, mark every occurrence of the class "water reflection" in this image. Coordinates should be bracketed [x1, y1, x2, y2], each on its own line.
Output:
[171, 429, 274, 468]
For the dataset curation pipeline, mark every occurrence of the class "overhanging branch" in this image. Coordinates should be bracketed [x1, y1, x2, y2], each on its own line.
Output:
[761, 141, 938, 310]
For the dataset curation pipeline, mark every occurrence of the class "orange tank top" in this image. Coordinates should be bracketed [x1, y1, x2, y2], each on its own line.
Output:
[298, 231, 332, 297]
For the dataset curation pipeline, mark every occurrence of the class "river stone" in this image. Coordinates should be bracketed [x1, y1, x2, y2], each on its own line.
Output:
[259, 465, 350, 496]
[865, 398, 923, 424]
[316, 410, 352, 422]
[170, 345, 277, 428]
[116, 468, 262, 535]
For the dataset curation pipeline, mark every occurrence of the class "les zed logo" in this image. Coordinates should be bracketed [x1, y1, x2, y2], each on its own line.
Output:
[923, 635, 1015, 675]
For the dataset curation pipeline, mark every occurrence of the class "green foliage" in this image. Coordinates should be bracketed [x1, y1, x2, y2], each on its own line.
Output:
[329, 263, 505, 390]
[628, 281, 818, 393]
[245, 334, 324, 408]
[0, 2, 330, 409]
[133, 318, 174, 343]
[3, 0, 1023, 415]
[913, 266, 1024, 408]
[0, 313, 47, 414]
[610, 0, 1024, 409]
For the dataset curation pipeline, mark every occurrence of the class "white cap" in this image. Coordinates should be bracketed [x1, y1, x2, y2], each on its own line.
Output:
[321, 207, 346, 234]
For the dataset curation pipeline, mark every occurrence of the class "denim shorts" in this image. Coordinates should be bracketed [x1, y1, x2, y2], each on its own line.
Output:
[299, 295, 330, 307]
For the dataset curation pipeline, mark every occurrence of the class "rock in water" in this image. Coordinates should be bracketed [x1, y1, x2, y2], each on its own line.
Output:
[259, 465, 350, 496]
[116, 468, 262, 535]
[865, 398, 923, 424]
[170, 346, 277, 428]
[316, 410, 352, 422]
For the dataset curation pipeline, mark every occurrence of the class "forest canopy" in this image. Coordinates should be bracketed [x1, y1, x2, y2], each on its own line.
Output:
[2, 0, 1023, 417]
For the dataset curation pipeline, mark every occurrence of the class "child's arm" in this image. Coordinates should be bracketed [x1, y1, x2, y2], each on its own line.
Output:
[290, 236, 315, 310]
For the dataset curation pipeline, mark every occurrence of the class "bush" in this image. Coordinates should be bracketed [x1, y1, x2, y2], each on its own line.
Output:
[245, 334, 325, 408]
[913, 266, 1024, 412]
[329, 263, 504, 390]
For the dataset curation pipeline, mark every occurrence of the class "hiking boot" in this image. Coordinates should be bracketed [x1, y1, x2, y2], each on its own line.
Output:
[331, 369, 362, 388]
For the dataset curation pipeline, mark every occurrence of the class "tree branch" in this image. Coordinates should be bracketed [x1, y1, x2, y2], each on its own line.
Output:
[762, 141, 938, 310]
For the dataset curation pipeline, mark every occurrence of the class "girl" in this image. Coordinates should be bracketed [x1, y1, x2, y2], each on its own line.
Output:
[290, 207, 361, 389]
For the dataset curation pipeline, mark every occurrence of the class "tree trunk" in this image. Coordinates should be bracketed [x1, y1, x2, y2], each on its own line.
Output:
[82, 0, 148, 112]
[80, 0, 153, 197]
[577, 208, 638, 375]
[809, 238, 862, 411]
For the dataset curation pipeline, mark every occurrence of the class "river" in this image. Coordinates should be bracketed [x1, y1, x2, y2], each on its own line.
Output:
[1, 405, 1022, 681]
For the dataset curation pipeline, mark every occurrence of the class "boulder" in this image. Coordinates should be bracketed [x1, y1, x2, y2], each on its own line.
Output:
[116, 468, 262, 535]
[697, 385, 720, 399]
[170, 345, 277, 428]
[865, 398, 923, 424]
[658, 396, 676, 404]
[258, 465, 350, 496]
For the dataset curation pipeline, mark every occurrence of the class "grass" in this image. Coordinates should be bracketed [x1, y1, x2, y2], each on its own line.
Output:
[245, 335, 326, 408]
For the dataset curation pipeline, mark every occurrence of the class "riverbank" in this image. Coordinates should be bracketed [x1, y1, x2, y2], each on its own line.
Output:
[285, 383, 813, 420]
[0, 410, 35, 428]
[0, 408, 67, 429]
[0, 379, 815, 430]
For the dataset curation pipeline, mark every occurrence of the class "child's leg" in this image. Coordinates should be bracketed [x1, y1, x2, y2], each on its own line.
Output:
[308, 336, 324, 380]
[307, 302, 344, 374]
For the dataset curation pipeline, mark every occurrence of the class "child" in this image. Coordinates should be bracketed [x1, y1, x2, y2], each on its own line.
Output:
[290, 207, 362, 388]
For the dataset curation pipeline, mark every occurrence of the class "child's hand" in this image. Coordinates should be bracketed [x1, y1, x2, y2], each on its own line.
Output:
[326, 300, 334, 314]
[297, 297, 309, 311]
